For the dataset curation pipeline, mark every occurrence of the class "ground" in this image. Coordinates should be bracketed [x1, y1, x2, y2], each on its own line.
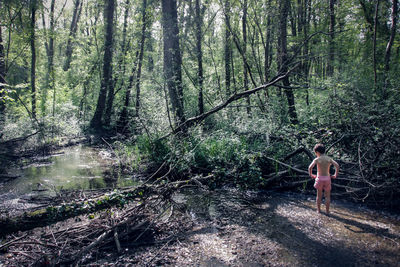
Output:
[1, 188, 399, 266]
[74, 189, 400, 267]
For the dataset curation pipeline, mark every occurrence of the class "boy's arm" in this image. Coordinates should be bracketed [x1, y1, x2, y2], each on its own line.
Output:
[308, 159, 317, 179]
[331, 159, 340, 179]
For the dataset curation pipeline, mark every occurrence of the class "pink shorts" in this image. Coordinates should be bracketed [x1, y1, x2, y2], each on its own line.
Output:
[314, 176, 331, 191]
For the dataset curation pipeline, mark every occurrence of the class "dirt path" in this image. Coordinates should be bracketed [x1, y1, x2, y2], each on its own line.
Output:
[1, 189, 399, 266]
[109, 190, 400, 266]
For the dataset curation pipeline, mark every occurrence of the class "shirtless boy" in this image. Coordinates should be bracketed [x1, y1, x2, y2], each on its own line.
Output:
[308, 144, 340, 214]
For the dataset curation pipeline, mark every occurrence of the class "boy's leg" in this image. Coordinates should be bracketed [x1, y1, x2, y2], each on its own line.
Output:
[324, 190, 331, 214]
[316, 189, 323, 213]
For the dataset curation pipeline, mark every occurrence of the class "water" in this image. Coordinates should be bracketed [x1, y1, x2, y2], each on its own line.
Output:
[0, 145, 137, 201]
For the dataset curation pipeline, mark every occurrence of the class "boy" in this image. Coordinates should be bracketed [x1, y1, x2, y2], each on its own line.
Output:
[308, 143, 340, 214]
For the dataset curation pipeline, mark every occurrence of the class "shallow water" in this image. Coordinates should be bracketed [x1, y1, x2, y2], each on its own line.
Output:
[0, 145, 136, 202]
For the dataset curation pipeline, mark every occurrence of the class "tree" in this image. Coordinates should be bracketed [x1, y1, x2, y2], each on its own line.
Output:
[135, 0, 149, 118]
[278, 0, 298, 124]
[195, 0, 204, 115]
[162, 0, 185, 125]
[41, 0, 56, 116]
[326, 0, 335, 76]
[29, 0, 37, 120]
[0, 26, 6, 132]
[90, 0, 115, 130]
[383, 0, 398, 95]
[63, 0, 82, 71]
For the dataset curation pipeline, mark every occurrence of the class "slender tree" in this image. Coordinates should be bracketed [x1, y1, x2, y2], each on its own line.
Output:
[42, 0, 56, 116]
[195, 0, 204, 115]
[30, 0, 37, 120]
[278, 0, 298, 124]
[0, 26, 6, 132]
[90, 0, 115, 130]
[373, 0, 379, 89]
[326, 0, 335, 76]
[242, 0, 251, 115]
[135, 0, 149, 118]
[383, 0, 398, 94]
[63, 0, 82, 71]
[162, 0, 185, 125]
[224, 0, 232, 100]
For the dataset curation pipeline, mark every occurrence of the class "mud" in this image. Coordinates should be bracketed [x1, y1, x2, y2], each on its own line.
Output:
[77, 189, 400, 266]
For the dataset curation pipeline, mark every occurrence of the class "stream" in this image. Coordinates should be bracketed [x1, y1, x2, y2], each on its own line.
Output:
[0, 145, 137, 212]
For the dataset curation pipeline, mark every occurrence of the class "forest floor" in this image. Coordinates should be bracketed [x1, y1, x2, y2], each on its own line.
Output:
[97, 189, 400, 267]
[2, 188, 395, 266]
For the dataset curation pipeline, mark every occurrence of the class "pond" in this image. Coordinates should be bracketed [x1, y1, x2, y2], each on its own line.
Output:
[0, 145, 137, 207]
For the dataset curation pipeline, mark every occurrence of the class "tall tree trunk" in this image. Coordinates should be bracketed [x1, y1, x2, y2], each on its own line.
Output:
[326, 0, 335, 76]
[224, 0, 231, 100]
[278, 0, 298, 124]
[383, 0, 398, 95]
[113, 0, 130, 98]
[373, 0, 379, 89]
[162, 0, 185, 125]
[264, 0, 273, 95]
[30, 0, 37, 120]
[195, 0, 204, 115]
[135, 0, 148, 118]
[90, 0, 115, 130]
[63, 0, 82, 71]
[42, 0, 56, 116]
[0, 26, 6, 132]
[242, 0, 251, 115]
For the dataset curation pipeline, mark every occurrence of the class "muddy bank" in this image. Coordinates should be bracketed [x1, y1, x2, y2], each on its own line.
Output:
[1, 188, 399, 266]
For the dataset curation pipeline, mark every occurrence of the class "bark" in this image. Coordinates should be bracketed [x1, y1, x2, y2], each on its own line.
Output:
[135, 0, 149, 118]
[326, 0, 335, 76]
[42, 0, 56, 117]
[90, 0, 115, 130]
[162, 0, 185, 125]
[113, 0, 130, 102]
[103, 0, 117, 127]
[118, 51, 139, 133]
[224, 0, 231, 100]
[30, 0, 37, 120]
[195, 0, 204, 115]
[383, 0, 398, 92]
[278, 0, 298, 124]
[242, 0, 251, 115]
[373, 0, 379, 89]
[0, 26, 5, 131]
[264, 0, 272, 86]
[63, 0, 82, 71]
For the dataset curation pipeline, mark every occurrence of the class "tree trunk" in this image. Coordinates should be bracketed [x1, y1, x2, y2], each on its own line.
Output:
[383, 0, 398, 95]
[42, 0, 56, 117]
[0, 26, 6, 132]
[242, 0, 251, 115]
[195, 0, 204, 115]
[30, 0, 37, 120]
[135, 0, 148, 118]
[373, 0, 379, 89]
[224, 0, 231, 101]
[278, 0, 298, 124]
[162, 0, 185, 125]
[63, 0, 82, 71]
[118, 52, 139, 133]
[326, 0, 335, 76]
[90, 0, 115, 131]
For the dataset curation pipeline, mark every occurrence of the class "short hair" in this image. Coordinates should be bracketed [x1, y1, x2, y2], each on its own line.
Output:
[313, 143, 325, 154]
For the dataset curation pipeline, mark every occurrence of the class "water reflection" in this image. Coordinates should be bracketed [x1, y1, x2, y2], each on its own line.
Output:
[0, 145, 136, 198]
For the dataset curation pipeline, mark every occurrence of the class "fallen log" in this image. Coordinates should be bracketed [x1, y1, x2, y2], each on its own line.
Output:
[0, 175, 212, 238]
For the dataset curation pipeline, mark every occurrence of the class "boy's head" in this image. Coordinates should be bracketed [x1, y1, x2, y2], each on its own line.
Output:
[313, 143, 325, 155]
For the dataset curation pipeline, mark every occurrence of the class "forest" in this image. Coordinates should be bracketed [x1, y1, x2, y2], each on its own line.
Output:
[0, 0, 400, 266]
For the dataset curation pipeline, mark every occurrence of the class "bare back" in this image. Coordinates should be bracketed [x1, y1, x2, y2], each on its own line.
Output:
[315, 155, 333, 176]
